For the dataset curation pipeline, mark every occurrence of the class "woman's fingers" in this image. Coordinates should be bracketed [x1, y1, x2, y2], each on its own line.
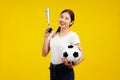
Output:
[62, 57, 67, 64]
[62, 57, 68, 65]
[62, 58, 73, 68]
[67, 60, 73, 68]
[44, 28, 51, 38]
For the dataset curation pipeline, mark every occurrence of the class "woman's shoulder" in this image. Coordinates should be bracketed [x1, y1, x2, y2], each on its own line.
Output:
[48, 31, 56, 39]
[69, 30, 79, 36]
[49, 31, 58, 38]
[51, 31, 56, 35]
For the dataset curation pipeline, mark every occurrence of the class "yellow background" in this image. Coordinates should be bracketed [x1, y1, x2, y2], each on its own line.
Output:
[0, 0, 120, 80]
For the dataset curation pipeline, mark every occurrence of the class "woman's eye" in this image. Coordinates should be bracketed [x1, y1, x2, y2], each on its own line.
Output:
[60, 16, 63, 18]
[65, 18, 69, 20]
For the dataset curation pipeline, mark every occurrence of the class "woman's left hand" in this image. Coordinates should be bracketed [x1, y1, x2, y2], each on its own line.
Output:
[62, 57, 73, 68]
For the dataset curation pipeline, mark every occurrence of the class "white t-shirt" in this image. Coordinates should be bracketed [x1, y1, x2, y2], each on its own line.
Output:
[49, 31, 80, 64]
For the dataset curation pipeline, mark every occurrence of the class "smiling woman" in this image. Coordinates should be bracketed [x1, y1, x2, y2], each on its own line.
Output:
[42, 9, 84, 80]
[56, 9, 75, 33]
[0, 0, 120, 80]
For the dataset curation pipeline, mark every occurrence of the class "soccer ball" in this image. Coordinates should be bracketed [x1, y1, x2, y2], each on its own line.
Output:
[61, 45, 81, 64]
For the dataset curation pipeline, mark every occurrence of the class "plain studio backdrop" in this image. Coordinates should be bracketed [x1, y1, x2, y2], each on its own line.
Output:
[0, 0, 120, 80]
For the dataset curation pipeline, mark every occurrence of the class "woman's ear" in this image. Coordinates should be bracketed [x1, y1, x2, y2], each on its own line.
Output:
[70, 21, 74, 26]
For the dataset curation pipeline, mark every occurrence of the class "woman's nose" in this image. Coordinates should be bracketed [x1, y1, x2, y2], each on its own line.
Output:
[61, 18, 65, 22]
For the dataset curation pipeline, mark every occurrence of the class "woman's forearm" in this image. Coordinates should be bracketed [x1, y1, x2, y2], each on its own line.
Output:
[74, 52, 84, 66]
[42, 38, 50, 57]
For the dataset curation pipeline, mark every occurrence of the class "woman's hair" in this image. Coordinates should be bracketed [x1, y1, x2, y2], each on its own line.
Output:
[56, 9, 75, 33]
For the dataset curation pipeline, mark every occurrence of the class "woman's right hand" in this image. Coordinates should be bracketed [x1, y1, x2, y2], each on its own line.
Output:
[42, 27, 51, 57]
[62, 57, 73, 68]
[44, 28, 51, 38]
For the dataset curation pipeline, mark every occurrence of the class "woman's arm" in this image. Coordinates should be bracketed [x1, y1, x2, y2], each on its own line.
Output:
[42, 29, 51, 57]
[42, 38, 50, 57]
[73, 43, 84, 66]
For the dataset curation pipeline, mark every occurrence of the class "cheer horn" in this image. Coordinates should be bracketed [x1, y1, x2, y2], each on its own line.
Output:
[45, 8, 53, 33]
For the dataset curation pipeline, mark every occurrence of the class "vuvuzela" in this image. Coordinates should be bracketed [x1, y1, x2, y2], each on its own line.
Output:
[45, 8, 50, 26]
[45, 8, 52, 33]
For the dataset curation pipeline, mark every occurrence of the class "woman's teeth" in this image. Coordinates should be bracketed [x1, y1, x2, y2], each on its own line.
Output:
[60, 22, 65, 26]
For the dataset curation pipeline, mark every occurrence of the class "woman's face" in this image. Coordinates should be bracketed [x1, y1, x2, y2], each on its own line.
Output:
[59, 12, 73, 28]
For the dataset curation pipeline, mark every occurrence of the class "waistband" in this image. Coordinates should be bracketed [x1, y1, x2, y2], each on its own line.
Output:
[49, 63, 73, 71]
[50, 63, 64, 67]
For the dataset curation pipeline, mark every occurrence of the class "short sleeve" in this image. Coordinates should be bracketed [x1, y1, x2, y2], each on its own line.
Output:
[71, 32, 80, 45]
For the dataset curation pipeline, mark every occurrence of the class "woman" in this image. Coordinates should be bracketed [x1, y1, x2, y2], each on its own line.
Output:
[42, 9, 84, 80]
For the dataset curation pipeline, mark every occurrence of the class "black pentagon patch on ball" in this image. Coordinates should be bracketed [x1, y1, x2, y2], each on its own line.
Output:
[63, 52, 68, 58]
[68, 45, 74, 48]
[73, 52, 79, 58]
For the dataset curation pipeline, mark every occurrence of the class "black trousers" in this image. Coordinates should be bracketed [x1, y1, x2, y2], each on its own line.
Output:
[49, 63, 74, 80]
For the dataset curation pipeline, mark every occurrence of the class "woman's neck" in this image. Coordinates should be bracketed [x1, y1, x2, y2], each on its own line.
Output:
[59, 27, 70, 36]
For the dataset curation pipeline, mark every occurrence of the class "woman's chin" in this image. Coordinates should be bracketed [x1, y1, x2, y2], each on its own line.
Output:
[60, 25, 66, 28]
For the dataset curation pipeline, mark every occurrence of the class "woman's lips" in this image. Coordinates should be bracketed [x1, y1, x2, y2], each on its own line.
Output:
[60, 21, 65, 26]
